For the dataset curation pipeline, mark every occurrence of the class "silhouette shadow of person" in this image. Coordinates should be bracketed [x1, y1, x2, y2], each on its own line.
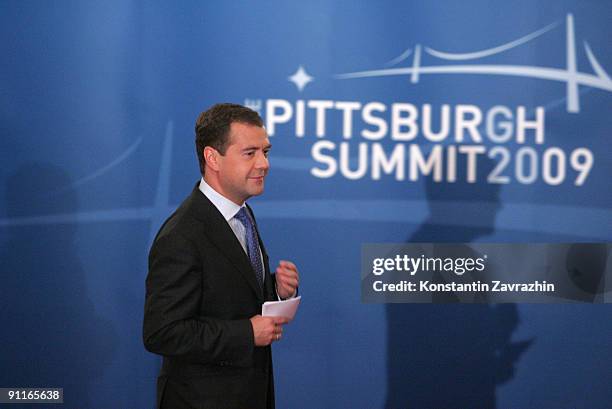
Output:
[0, 164, 116, 409]
[385, 154, 532, 409]
[564, 243, 611, 301]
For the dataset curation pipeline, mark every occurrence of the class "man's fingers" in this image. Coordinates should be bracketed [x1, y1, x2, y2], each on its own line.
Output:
[278, 276, 298, 287]
[276, 265, 298, 277]
[277, 261, 298, 273]
[273, 316, 290, 325]
[264, 317, 288, 342]
[276, 268, 299, 282]
[279, 260, 297, 270]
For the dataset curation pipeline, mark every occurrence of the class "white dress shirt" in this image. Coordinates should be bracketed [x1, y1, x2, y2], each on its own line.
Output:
[198, 178, 265, 284]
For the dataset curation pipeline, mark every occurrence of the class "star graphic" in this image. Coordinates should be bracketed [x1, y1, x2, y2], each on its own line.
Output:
[288, 65, 314, 92]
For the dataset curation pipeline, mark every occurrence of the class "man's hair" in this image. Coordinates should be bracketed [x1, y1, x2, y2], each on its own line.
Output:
[195, 103, 264, 175]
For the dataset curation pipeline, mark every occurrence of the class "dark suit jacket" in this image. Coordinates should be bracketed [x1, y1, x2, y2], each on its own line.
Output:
[143, 184, 278, 409]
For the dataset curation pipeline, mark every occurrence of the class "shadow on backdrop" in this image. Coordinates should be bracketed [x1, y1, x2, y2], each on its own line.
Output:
[0, 164, 117, 409]
[385, 156, 532, 409]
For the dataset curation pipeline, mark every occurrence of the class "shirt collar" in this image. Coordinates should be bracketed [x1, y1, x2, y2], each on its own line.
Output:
[198, 178, 245, 221]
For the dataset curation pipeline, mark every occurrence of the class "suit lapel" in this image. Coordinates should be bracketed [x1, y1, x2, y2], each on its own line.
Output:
[187, 186, 264, 302]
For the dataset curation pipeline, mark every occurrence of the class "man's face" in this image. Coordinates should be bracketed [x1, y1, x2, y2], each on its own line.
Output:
[216, 122, 271, 205]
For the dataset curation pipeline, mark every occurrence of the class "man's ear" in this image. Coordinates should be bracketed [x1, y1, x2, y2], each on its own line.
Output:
[204, 146, 221, 172]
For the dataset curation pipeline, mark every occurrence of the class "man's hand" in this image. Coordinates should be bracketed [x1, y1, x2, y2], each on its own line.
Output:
[275, 260, 299, 299]
[250, 315, 289, 346]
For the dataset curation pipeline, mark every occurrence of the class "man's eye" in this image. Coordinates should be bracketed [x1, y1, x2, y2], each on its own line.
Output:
[263, 150, 270, 157]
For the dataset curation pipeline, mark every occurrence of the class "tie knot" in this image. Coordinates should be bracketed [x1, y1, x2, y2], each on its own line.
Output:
[234, 207, 251, 226]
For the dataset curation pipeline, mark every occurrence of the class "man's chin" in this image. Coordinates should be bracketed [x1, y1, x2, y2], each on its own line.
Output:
[248, 185, 265, 197]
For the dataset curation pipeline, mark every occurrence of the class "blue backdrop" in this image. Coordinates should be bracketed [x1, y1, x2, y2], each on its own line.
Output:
[1, 1, 611, 408]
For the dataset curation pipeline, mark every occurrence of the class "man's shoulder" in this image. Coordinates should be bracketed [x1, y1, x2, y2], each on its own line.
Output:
[155, 188, 208, 242]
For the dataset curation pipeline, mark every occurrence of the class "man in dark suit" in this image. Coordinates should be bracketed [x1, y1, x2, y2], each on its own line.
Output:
[143, 103, 299, 409]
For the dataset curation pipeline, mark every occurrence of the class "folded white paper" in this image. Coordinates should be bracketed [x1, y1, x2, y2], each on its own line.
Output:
[262, 296, 301, 321]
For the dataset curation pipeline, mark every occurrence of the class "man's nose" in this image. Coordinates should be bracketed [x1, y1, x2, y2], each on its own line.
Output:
[256, 152, 269, 170]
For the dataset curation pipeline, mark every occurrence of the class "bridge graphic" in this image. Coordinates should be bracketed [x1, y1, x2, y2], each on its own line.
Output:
[1, 14, 611, 239]
[336, 14, 612, 114]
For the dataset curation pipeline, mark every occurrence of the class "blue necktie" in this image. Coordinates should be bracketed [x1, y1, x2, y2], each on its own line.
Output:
[234, 207, 264, 290]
